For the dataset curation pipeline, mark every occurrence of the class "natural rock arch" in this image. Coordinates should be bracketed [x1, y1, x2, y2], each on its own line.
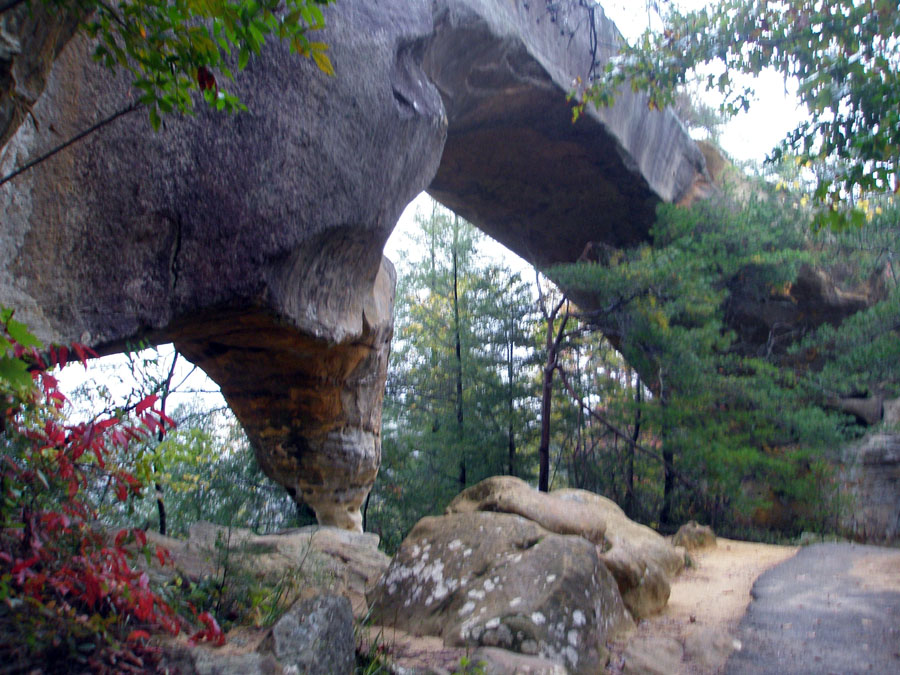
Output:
[0, 0, 705, 529]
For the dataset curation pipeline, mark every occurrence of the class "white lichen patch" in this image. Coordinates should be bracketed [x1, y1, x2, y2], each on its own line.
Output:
[567, 629, 579, 646]
[546, 574, 557, 584]
[458, 601, 476, 616]
[467, 589, 485, 600]
[485, 617, 501, 629]
[530, 612, 546, 625]
[510, 597, 522, 607]
[483, 578, 496, 592]
[447, 538, 462, 551]
[572, 609, 586, 626]
[463, 548, 473, 557]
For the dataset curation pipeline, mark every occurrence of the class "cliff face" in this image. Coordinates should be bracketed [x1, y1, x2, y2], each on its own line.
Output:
[0, 0, 706, 529]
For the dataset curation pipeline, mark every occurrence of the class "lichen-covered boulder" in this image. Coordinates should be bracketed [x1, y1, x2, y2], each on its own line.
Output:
[553, 489, 684, 619]
[271, 594, 355, 675]
[446, 476, 606, 544]
[443, 478, 682, 619]
[367, 512, 633, 674]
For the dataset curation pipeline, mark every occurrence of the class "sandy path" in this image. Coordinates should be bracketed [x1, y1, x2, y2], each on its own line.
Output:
[607, 538, 798, 674]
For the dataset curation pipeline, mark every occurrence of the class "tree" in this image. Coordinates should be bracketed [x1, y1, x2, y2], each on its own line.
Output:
[368, 206, 540, 552]
[549, 188, 879, 532]
[579, 0, 900, 227]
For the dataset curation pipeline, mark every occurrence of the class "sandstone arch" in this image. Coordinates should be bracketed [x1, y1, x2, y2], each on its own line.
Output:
[0, 0, 704, 529]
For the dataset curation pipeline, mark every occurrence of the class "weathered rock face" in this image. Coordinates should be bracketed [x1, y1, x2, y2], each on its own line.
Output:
[554, 488, 684, 619]
[447, 475, 607, 544]
[0, 3, 81, 149]
[1, 1, 446, 530]
[425, 0, 707, 268]
[1, 1, 703, 529]
[367, 511, 633, 675]
[840, 433, 900, 544]
[446, 477, 683, 619]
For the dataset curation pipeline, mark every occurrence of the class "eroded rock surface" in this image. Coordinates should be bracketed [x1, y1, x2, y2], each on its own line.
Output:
[840, 433, 900, 544]
[367, 511, 633, 674]
[425, 0, 706, 268]
[1, 0, 445, 530]
[554, 488, 684, 619]
[446, 477, 683, 619]
[1, 0, 703, 530]
[447, 475, 606, 544]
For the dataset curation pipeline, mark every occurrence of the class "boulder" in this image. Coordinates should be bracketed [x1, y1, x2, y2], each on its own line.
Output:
[554, 489, 684, 619]
[672, 521, 717, 552]
[446, 476, 606, 544]
[622, 636, 683, 675]
[840, 433, 900, 544]
[367, 511, 633, 675]
[271, 594, 355, 675]
[473, 646, 570, 674]
[179, 522, 390, 617]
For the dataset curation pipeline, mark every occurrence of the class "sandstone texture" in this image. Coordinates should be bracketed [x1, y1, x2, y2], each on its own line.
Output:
[672, 521, 717, 552]
[367, 511, 633, 675]
[425, 0, 706, 268]
[446, 475, 606, 544]
[1, 1, 703, 530]
[0, 2, 80, 148]
[1, 0, 446, 530]
[271, 594, 355, 675]
[840, 433, 900, 544]
[554, 488, 684, 619]
[148, 522, 390, 618]
[446, 477, 683, 619]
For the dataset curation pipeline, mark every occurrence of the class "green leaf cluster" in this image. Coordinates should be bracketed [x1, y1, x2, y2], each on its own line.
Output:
[580, 0, 900, 227]
[50, 0, 335, 128]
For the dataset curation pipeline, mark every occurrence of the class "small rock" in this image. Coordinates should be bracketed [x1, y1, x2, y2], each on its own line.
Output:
[683, 627, 738, 670]
[272, 594, 355, 675]
[672, 521, 717, 551]
[623, 636, 683, 675]
[473, 646, 570, 674]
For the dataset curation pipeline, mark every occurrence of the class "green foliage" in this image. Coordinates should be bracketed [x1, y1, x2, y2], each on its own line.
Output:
[550, 190, 877, 532]
[36, 0, 335, 128]
[369, 207, 539, 552]
[580, 0, 900, 227]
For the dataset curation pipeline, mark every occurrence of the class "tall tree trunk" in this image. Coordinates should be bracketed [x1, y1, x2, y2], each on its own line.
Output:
[624, 372, 640, 518]
[506, 326, 516, 477]
[537, 277, 569, 493]
[155, 351, 178, 536]
[658, 395, 675, 529]
[538, 359, 554, 492]
[452, 215, 465, 491]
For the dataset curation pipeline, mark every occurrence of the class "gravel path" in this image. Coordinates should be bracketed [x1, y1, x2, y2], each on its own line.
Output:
[725, 543, 900, 675]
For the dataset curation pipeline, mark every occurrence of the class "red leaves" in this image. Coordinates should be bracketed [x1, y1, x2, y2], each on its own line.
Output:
[1, 329, 184, 657]
[197, 66, 218, 93]
[190, 611, 225, 647]
[135, 394, 158, 415]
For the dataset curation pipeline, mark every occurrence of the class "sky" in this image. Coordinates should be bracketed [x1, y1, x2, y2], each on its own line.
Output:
[61, 0, 809, 409]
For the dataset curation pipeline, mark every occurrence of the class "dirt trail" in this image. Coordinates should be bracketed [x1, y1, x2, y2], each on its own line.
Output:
[607, 538, 799, 674]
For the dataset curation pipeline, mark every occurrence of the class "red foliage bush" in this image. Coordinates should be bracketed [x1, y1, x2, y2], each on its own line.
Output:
[0, 311, 223, 669]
